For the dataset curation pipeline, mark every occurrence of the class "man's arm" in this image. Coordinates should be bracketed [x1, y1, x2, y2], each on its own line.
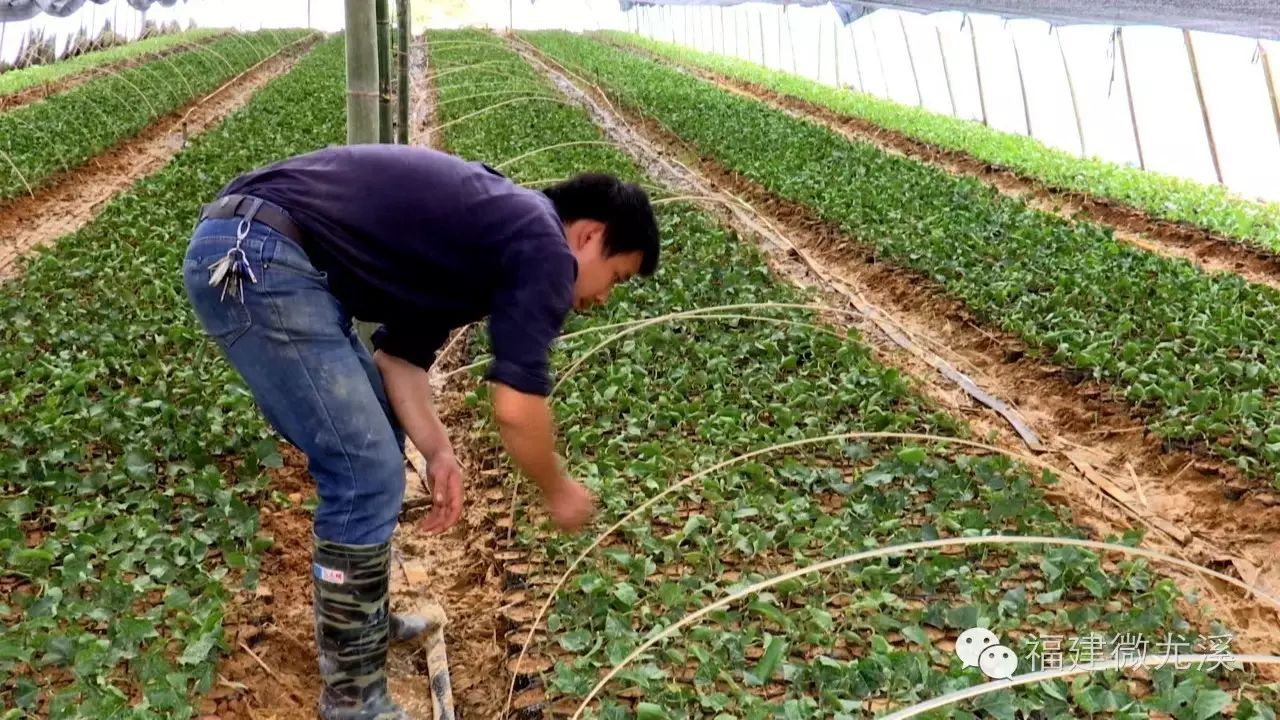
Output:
[374, 349, 464, 533]
[491, 383, 594, 531]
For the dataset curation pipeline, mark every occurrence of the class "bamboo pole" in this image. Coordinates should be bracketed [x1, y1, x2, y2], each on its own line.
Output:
[1057, 28, 1087, 157]
[832, 17, 841, 87]
[1264, 44, 1280, 149]
[849, 23, 866, 91]
[1116, 28, 1146, 170]
[344, 0, 379, 145]
[936, 26, 957, 116]
[899, 13, 923, 106]
[375, 0, 392, 143]
[1184, 29, 1223, 184]
[777, 6, 783, 70]
[1010, 29, 1032, 137]
[785, 6, 797, 73]
[396, 0, 410, 144]
[968, 16, 988, 125]
[816, 16, 824, 81]
[718, 6, 725, 55]
[869, 12, 889, 97]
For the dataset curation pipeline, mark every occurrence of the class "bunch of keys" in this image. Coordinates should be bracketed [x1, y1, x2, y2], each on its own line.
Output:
[207, 203, 262, 302]
[207, 246, 257, 301]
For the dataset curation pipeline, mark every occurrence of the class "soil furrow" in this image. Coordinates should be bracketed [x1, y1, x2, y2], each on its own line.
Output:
[0, 35, 319, 285]
[510, 36, 1280, 666]
[0, 31, 233, 113]
[602, 37, 1280, 294]
[219, 35, 515, 720]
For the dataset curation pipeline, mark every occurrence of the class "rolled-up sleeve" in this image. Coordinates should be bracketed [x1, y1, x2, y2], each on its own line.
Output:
[371, 323, 451, 370]
[484, 244, 576, 396]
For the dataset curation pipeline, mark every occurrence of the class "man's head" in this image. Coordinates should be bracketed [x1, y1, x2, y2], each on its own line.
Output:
[543, 173, 660, 311]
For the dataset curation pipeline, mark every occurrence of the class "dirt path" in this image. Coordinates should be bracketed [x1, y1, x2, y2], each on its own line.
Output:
[510, 37, 1280, 670]
[217, 36, 517, 720]
[0, 35, 319, 285]
[601, 37, 1280, 294]
[0, 31, 233, 113]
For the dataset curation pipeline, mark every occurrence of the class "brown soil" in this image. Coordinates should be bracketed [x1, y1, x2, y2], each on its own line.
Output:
[510, 36, 1280, 674]
[215, 36, 516, 720]
[602, 36, 1280, 294]
[0, 35, 318, 284]
[0, 31, 232, 113]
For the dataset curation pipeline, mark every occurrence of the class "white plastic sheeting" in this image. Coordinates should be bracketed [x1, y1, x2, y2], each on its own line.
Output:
[631, 2, 1280, 201]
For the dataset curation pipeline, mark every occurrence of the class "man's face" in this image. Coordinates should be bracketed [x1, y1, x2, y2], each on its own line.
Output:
[568, 220, 643, 311]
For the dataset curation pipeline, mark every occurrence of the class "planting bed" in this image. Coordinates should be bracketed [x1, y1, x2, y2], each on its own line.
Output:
[0, 36, 344, 718]
[605, 32, 1280, 257]
[426, 30, 1278, 719]
[522, 31, 1280, 485]
[0, 29, 311, 202]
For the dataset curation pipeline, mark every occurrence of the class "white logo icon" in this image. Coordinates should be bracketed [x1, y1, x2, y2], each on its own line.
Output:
[979, 643, 1018, 679]
[955, 627, 1018, 679]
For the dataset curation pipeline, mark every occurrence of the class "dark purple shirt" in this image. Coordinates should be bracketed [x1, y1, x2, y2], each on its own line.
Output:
[219, 144, 576, 396]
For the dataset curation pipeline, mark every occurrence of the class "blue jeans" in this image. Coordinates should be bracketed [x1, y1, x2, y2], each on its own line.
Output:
[183, 217, 406, 545]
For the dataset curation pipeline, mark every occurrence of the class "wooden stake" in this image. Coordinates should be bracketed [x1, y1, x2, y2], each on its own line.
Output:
[1010, 28, 1032, 137]
[1184, 29, 1224, 184]
[968, 16, 988, 125]
[1264, 44, 1280, 150]
[899, 13, 923, 106]
[1057, 28, 1087, 157]
[1116, 27, 1146, 170]
[936, 26, 957, 116]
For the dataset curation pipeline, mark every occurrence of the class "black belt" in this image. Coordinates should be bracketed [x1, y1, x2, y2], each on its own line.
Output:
[199, 194, 305, 244]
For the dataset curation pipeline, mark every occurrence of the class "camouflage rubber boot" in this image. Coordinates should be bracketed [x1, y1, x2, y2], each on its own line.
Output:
[312, 536, 409, 720]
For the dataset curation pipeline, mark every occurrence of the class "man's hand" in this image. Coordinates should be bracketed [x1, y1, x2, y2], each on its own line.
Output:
[491, 383, 597, 533]
[418, 451, 465, 534]
[545, 478, 596, 531]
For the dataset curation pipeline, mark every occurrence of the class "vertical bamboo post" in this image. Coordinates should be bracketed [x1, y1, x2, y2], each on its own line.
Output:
[1263, 44, 1280, 149]
[1184, 29, 1223, 184]
[968, 16, 988, 125]
[899, 13, 923, 106]
[1057, 28, 1087, 156]
[816, 16, 824, 81]
[759, 9, 766, 66]
[1010, 29, 1032, 137]
[307, 0, 312, 29]
[1116, 27, 1146, 170]
[777, 6, 783, 70]
[396, 0, 410, 144]
[347, 0, 381, 349]
[832, 17, 841, 87]
[345, 0, 379, 145]
[375, 0, 392, 143]
[849, 24, 866, 91]
[869, 12, 888, 97]
[718, 6, 725, 54]
[785, 6, 797, 73]
[936, 26, 957, 116]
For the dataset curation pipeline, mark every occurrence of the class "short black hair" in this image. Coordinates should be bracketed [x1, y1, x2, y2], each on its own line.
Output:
[542, 173, 660, 276]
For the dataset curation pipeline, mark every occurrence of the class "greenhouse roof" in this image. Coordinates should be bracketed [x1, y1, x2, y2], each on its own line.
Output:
[617, 0, 1280, 40]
